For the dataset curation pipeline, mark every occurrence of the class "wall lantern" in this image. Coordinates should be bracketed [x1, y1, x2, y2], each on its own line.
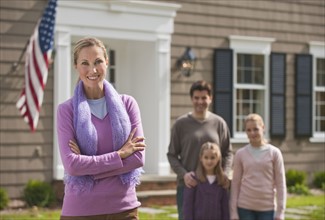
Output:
[176, 47, 196, 77]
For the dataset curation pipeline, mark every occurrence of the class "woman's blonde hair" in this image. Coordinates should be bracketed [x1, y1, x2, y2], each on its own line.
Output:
[196, 142, 229, 189]
[244, 113, 264, 127]
[73, 37, 108, 65]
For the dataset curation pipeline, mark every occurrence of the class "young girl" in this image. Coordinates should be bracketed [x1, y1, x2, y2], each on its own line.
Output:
[230, 113, 287, 220]
[183, 142, 230, 220]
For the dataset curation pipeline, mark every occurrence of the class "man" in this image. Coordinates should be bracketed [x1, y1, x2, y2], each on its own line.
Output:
[167, 80, 233, 220]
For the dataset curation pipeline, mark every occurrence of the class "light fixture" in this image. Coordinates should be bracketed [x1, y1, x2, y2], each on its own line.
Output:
[176, 47, 196, 77]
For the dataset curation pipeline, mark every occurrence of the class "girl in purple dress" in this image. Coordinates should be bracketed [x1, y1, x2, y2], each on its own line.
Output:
[183, 142, 230, 220]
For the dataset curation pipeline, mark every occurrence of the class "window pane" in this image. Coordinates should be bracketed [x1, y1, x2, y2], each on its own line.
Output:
[237, 54, 264, 84]
[236, 89, 265, 132]
[108, 49, 116, 86]
[317, 58, 325, 87]
[315, 91, 325, 132]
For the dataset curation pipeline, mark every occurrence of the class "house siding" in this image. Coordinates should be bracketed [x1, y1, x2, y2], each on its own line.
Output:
[0, 0, 53, 198]
[167, 0, 324, 181]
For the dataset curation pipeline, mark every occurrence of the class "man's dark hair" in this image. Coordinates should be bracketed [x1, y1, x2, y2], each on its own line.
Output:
[189, 80, 212, 97]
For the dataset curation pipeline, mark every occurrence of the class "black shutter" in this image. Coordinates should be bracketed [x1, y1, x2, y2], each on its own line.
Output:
[213, 49, 233, 136]
[295, 54, 312, 137]
[270, 53, 286, 137]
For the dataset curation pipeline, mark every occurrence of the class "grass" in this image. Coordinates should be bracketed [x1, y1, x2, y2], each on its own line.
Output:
[0, 208, 61, 220]
[0, 195, 324, 220]
[286, 194, 324, 207]
[285, 195, 325, 220]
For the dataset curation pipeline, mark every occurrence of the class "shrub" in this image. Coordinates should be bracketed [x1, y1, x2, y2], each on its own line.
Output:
[286, 169, 307, 187]
[0, 187, 9, 210]
[288, 183, 311, 195]
[23, 180, 56, 207]
[313, 171, 325, 189]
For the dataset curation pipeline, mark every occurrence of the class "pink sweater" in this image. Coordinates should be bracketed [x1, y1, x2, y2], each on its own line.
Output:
[230, 144, 286, 220]
[57, 95, 145, 216]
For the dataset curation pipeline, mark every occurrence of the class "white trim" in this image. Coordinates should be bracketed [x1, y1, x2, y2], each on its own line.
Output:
[309, 41, 325, 140]
[230, 137, 249, 144]
[53, 30, 71, 180]
[309, 41, 325, 57]
[309, 136, 325, 143]
[53, 1, 180, 179]
[229, 35, 275, 54]
[110, 1, 181, 17]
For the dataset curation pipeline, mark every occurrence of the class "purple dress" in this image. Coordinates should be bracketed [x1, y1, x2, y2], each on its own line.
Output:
[183, 179, 230, 220]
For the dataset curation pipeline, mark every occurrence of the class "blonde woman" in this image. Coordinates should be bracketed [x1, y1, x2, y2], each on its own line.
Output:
[57, 37, 146, 219]
[230, 113, 286, 220]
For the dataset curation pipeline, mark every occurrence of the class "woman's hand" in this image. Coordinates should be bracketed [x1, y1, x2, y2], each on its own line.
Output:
[117, 127, 146, 159]
[69, 140, 81, 155]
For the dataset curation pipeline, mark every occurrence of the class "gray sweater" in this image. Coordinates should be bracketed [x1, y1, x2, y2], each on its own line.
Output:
[167, 112, 233, 186]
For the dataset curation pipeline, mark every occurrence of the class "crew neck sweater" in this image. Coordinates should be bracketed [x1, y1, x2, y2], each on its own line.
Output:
[167, 112, 233, 186]
[230, 144, 286, 220]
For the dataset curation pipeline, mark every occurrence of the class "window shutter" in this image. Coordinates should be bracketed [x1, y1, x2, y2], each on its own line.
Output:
[213, 49, 233, 136]
[270, 53, 286, 137]
[295, 54, 312, 137]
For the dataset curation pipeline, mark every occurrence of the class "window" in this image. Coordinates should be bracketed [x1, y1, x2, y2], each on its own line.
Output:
[108, 50, 116, 87]
[310, 42, 325, 142]
[315, 58, 325, 133]
[213, 36, 285, 141]
[236, 54, 265, 133]
[230, 36, 275, 139]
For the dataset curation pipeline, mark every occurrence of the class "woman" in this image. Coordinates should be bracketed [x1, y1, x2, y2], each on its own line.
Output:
[57, 37, 146, 219]
[230, 113, 286, 220]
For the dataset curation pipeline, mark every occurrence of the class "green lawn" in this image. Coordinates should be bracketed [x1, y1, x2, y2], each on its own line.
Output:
[285, 195, 325, 220]
[0, 195, 324, 220]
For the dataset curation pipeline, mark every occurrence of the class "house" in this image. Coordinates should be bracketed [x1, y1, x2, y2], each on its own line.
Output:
[0, 0, 324, 200]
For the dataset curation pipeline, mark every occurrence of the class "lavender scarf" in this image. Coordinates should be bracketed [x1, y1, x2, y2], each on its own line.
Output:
[64, 80, 143, 192]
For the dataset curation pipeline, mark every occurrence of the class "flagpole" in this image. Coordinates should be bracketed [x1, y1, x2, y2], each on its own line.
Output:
[1, 39, 30, 77]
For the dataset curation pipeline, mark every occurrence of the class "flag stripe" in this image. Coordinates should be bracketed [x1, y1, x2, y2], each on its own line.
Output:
[32, 40, 45, 90]
[27, 63, 40, 111]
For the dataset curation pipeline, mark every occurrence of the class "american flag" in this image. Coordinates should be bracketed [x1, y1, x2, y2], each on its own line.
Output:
[16, 0, 57, 131]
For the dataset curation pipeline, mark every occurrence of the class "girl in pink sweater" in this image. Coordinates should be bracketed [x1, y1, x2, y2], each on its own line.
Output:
[230, 113, 286, 220]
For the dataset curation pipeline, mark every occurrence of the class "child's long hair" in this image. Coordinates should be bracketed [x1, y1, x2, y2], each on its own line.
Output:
[196, 142, 230, 189]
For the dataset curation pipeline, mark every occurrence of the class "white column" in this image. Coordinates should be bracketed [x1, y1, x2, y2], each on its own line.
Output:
[156, 35, 171, 175]
[53, 30, 71, 180]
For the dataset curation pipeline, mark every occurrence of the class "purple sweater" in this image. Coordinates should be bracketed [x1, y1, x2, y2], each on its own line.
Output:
[57, 95, 145, 216]
[183, 180, 230, 220]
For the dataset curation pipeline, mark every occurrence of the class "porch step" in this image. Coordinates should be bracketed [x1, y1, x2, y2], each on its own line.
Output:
[136, 174, 177, 206]
[137, 190, 176, 206]
[137, 174, 177, 191]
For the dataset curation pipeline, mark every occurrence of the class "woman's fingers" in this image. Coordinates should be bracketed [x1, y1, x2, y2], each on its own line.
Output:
[134, 141, 146, 151]
[69, 140, 81, 154]
[131, 136, 145, 143]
